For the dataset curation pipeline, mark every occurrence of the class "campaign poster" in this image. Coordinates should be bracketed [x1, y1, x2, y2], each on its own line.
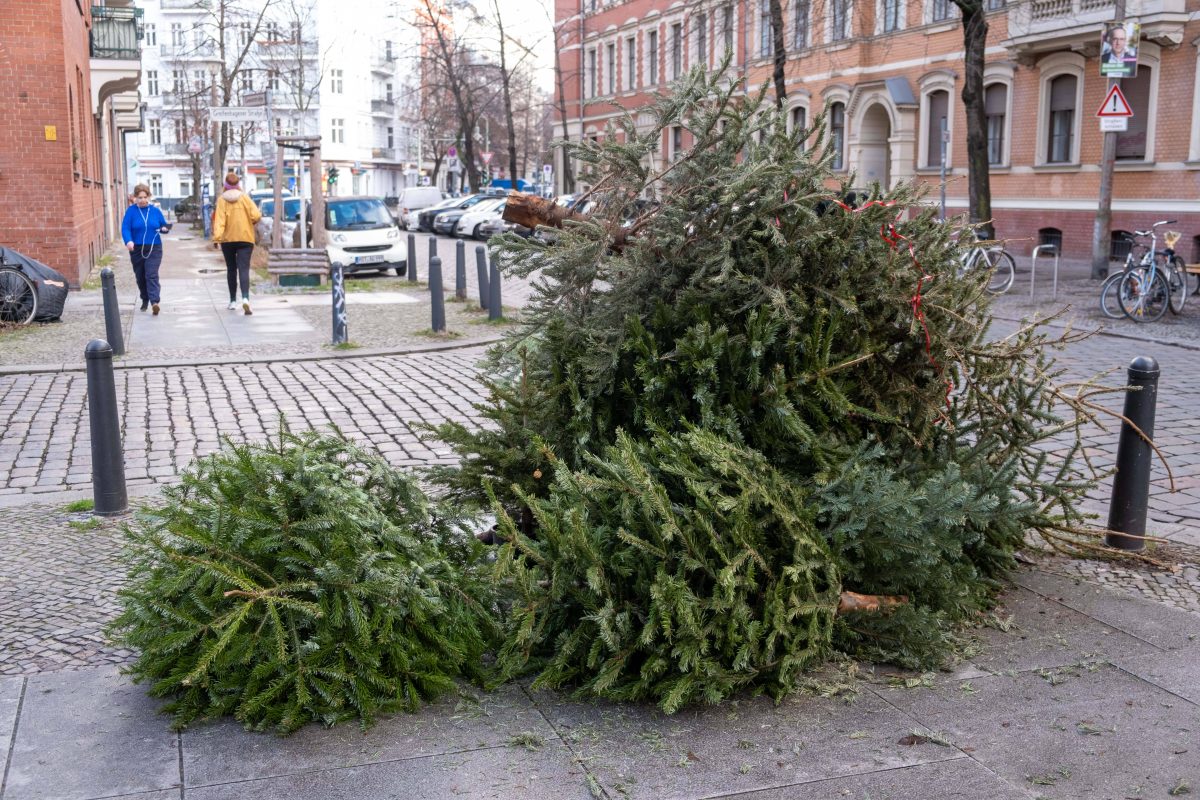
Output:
[1100, 22, 1140, 78]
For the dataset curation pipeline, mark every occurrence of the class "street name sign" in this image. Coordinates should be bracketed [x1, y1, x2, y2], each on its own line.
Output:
[208, 106, 268, 123]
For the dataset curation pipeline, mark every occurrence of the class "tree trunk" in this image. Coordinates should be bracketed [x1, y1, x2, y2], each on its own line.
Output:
[955, 1, 993, 239]
[769, 0, 787, 109]
[552, 24, 575, 193]
[493, 0, 520, 189]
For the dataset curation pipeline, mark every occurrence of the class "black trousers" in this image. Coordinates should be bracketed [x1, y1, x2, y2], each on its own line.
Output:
[220, 242, 254, 301]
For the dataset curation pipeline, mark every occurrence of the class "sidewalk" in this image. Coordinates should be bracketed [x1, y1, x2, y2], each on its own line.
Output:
[0, 229, 516, 372]
[0, 500, 1197, 800]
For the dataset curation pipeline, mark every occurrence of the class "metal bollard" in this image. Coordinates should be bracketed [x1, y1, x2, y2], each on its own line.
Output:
[488, 260, 502, 321]
[429, 255, 446, 332]
[85, 339, 128, 516]
[455, 239, 466, 300]
[100, 268, 125, 356]
[428, 236, 437, 261]
[1106, 356, 1160, 551]
[475, 245, 489, 310]
[407, 232, 418, 283]
[331, 262, 348, 345]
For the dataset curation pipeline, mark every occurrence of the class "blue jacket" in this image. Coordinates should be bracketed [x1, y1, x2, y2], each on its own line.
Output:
[121, 204, 168, 248]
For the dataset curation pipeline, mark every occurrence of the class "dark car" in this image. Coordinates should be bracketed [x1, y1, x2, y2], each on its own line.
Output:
[418, 195, 482, 232]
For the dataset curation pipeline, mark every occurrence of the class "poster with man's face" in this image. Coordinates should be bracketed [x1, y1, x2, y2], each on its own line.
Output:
[1100, 22, 1140, 78]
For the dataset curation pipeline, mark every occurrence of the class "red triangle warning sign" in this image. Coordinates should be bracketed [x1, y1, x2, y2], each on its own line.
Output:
[1096, 85, 1133, 117]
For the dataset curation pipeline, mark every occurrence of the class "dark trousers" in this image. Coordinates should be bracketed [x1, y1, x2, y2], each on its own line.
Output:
[220, 242, 254, 301]
[130, 246, 162, 304]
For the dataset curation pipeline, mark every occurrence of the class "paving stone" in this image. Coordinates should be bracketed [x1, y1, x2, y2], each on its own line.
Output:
[4, 666, 180, 800]
[182, 684, 555, 788]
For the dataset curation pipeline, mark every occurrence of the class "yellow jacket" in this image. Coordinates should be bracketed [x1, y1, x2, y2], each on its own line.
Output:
[212, 189, 262, 244]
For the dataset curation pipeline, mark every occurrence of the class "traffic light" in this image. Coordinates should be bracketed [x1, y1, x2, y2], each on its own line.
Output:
[328, 166, 339, 185]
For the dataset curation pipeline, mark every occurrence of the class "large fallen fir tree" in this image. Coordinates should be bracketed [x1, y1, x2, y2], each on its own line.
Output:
[429, 68, 1110, 710]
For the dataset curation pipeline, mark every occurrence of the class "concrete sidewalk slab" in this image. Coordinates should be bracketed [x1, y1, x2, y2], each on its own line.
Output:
[1110, 643, 1200, 706]
[874, 665, 1200, 800]
[0, 677, 22, 778]
[181, 684, 553, 787]
[4, 666, 180, 800]
[184, 743, 591, 800]
[533, 689, 955, 799]
[713, 758, 1029, 799]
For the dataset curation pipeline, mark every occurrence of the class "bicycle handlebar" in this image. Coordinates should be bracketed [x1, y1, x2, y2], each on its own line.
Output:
[1154, 220, 1177, 227]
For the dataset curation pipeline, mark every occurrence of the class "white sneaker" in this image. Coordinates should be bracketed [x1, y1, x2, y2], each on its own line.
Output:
[227, 300, 238, 310]
[242, 299, 252, 316]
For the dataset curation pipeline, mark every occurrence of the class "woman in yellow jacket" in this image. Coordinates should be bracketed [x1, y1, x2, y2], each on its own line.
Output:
[212, 171, 263, 315]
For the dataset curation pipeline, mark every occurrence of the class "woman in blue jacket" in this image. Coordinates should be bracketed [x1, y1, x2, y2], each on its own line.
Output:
[120, 183, 172, 314]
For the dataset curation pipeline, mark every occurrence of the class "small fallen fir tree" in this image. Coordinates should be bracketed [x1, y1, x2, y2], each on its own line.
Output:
[430, 66, 1106, 708]
[109, 426, 497, 733]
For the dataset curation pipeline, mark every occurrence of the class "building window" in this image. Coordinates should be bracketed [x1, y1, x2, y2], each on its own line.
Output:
[882, 0, 901, 31]
[1038, 227, 1062, 252]
[170, 23, 184, 47]
[925, 89, 949, 167]
[266, 21, 280, 41]
[332, 118, 344, 144]
[606, 43, 616, 93]
[985, 83, 1006, 165]
[148, 119, 161, 145]
[1047, 74, 1076, 163]
[290, 21, 301, 43]
[931, 0, 953, 21]
[695, 12, 708, 69]
[722, 5, 734, 56]
[331, 69, 343, 94]
[385, 82, 394, 102]
[172, 70, 184, 93]
[791, 106, 806, 135]
[146, 70, 159, 96]
[830, 102, 845, 170]
[648, 30, 659, 85]
[586, 48, 596, 97]
[268, 69, 280, 91]
[759, 0, 772, 57]
[385, 40, 394, 60]
[626, 37, 637, 90]
[387, 127, 394, 148]
[794, 0, 809, 48]
[671, 22, 683, 78]
[670, 125, 683, 160]
[987, 0, 1005, 8]
[1116, 67, 1150, 160]
[144, 23, 156, 47]
[831, 0, 850, 41]
[240, 72, 253, 93]
[150, 174, 163, 196]
[192, 69, 207, 91]
[174, 118, 186, 142]
[180, 178, 192, 198]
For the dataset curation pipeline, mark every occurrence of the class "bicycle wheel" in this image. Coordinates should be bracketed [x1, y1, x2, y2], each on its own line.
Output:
[1098, 271, 1127, 319]
[0, 267, 38, 325]
[1118, 269, 1169, 322]
[985, 250, 1016, 294]
[1168, 256, 1187, 314]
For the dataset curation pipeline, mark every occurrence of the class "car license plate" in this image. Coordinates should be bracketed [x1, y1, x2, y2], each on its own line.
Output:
[354, 255, 385, 264]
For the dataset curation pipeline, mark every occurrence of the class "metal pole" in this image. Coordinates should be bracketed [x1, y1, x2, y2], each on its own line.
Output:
[99, 268, 125, 356]
[85, 339, 127, 516]
[428, 236, 437, 261]
[488, 259, 502, 321]
[475, 245, 489, 309]
[429, 255, 446, 332]
[1091, 0, 1127, 279]
[1106, 356, 1160, 551]
[455, 239, 466, 300]
[273, 141, 284, 249]
[407, 232, 418, 282]
[331, 262, 348, 345]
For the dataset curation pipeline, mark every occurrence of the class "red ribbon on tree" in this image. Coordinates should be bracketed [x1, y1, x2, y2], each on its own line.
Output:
[831, 198, 953, 416]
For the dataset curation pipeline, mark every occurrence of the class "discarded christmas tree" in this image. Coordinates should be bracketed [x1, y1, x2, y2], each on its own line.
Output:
[432, 67, 1101, 710]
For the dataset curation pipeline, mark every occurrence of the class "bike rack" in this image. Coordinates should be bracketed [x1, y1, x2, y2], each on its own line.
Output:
[1030, 244, 1060, 300]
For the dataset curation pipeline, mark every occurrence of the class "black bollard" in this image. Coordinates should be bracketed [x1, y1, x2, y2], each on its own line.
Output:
[407, 233, 418, 283]
[488, 260, 502, 321]
[1106, 356, 1160, 551]
[331, 262, 348, 345]
[100, 268, 125, 356]
[455, 239, 466, 300]
[475, 245, 489, 310]
[85, 339, 127, 516]
[429, 255, 446, 332]
[428, 236, 437, 261]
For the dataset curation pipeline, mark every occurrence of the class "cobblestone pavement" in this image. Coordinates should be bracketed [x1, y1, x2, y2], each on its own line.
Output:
[0, 504, 135, 675]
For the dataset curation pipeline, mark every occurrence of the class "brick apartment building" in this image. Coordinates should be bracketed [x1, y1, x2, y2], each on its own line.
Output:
[0, 0, 142, 287]
[554, 0, 1200, 261]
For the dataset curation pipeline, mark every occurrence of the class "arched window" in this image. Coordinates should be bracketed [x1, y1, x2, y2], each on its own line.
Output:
[985, 83, 1007, 165]
[924, 89, 949, 168]
[1116, 66, 1151, 161]
[1039, 227, 1063, 252]
[1047, 75, 1077, 163]
[830, 102, 846, 170]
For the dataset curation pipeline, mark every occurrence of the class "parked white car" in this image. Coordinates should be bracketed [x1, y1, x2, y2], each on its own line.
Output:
[255, 196, 303, 247]
[324, 196, 407, 275]
[454, 198, 507, 239]
[396, 186, 445, 229]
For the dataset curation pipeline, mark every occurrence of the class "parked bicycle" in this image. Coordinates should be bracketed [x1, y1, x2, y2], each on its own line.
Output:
[1112, 220, 1186, 322]
[957, 230, 1015, 295]
[0, 256, 38, 326]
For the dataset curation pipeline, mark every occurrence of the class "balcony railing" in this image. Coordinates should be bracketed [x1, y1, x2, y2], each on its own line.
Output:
[161, 0, 209, 9]
[90, 6, 143, 60]
[1009, 0, 1186, 43]
[258, 39, 318, 57]
[372, 147, 396, 160]
[370, 99, 395, 115]
[160, 41, 218, 59]
[163, 143, 192, 155]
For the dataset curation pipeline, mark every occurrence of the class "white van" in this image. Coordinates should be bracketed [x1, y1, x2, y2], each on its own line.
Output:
[397, 186, 445, 229]
[324, 196, 407, 276]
